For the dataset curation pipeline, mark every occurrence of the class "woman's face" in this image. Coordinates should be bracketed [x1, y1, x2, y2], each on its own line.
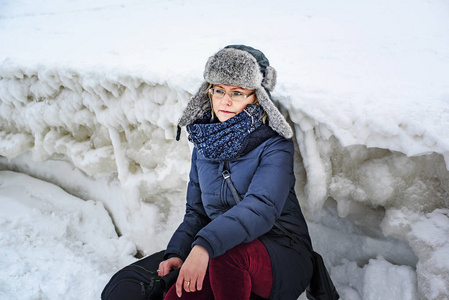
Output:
[211, 84, 256, 122]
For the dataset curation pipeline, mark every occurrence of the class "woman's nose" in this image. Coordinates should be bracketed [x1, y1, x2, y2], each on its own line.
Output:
[222, 93, 232, 105]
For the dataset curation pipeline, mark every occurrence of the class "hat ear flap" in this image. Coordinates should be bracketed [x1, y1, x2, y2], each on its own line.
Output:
[262, 66, 277, 92]
[255, 88, 293, 139]
[178, 82, 211, 127]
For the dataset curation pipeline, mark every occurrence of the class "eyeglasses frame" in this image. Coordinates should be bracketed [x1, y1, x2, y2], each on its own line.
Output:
[209, 88, 255, 101]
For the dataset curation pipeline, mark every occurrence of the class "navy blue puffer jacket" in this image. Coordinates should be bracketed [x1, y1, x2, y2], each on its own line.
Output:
[166, 126, 313, 299]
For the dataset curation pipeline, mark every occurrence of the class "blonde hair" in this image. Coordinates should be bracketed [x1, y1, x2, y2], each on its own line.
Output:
[206, 83, 215, 118]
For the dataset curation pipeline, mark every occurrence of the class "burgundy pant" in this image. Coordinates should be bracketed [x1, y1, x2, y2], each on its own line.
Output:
[164, 239, 273, 300]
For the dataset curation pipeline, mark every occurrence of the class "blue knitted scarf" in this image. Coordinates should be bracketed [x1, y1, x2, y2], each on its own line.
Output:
[187, 104, 265, 161]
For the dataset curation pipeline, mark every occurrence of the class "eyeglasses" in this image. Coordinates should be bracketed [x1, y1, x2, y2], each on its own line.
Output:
[209, 88, 255, 101]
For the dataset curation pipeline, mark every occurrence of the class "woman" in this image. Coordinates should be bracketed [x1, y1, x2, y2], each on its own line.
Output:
[160, 45, 313, 300]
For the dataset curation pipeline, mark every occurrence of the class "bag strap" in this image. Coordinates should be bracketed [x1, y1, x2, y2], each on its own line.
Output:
[222, 169, 312, 256]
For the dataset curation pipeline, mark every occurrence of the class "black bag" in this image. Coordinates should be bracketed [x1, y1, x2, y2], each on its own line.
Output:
[223, 168, 339, 300]
[306, 251, 339, 300]
[101, 249, 180, 300]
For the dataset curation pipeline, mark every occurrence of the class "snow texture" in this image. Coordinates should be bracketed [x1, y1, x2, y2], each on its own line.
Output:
[1, 0, 449, 299]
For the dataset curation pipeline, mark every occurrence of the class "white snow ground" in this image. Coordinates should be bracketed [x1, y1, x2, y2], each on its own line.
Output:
[0, 0, 449, 299]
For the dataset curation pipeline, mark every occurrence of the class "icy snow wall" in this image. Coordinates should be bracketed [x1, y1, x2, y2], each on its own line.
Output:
[0, 62, 193, 252]
[0, 61, 448, 299]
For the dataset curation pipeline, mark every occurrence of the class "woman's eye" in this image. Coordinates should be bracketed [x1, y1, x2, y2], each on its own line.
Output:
[216, 89, 226, 95]
[233, 91, 244, 96]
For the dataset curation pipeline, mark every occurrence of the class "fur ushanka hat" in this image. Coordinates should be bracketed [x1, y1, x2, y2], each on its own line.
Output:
[176, 45, 293, 140]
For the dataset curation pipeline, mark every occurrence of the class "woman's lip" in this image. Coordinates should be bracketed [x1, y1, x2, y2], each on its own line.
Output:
[220, 110, 234, 114]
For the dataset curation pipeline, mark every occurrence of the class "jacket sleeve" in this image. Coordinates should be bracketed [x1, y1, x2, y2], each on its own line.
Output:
[165, 149, 210, 261]
[192, 137, 295, 258]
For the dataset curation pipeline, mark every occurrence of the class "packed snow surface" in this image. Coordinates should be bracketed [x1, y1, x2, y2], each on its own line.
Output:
[1, 0, 448, 299]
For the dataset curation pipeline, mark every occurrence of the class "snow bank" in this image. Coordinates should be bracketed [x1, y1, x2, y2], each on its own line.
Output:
[0, 61, 192, 253]
[0, 170, 136, 300]
[291, 118, 449, 299]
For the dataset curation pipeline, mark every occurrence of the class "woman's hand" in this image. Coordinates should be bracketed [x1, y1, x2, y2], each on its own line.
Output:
[176, 245, 209, 297]
[158, 257, 183, 277]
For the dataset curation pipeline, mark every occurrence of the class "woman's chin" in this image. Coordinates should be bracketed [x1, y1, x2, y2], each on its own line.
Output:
[217, 112, 235, 122]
